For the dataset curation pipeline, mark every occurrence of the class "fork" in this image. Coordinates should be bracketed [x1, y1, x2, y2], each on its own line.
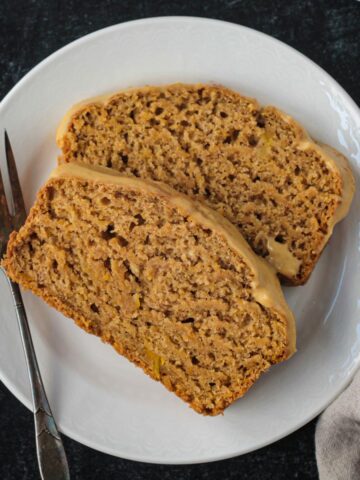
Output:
[0, 131, 70, 480]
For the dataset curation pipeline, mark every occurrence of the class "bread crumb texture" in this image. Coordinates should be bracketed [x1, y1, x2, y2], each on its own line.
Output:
[2, 172, 293, 415]
[58, 83, 351, 285]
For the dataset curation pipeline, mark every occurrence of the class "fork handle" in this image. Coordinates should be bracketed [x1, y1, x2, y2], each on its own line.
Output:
[8, 278, 70, 480]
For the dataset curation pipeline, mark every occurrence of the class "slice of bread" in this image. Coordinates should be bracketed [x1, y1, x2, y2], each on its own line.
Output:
[2, 163, 295, 415]
[57, 83, 355, 285]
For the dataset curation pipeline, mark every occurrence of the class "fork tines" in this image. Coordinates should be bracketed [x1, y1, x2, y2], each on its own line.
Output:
[4, 131, 27, 228]
[0, 131, 27, 257]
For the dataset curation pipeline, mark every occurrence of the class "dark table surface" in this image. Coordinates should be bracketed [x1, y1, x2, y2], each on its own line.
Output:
[0, 1, 359, 479]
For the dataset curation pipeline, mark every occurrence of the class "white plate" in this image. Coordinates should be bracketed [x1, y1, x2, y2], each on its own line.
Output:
[0, 17, 360, 465]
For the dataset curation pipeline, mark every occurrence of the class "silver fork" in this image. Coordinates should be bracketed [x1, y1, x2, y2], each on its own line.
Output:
[0, 131, 70, 480]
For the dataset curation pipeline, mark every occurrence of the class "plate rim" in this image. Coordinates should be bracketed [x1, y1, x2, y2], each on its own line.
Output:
[0, 16, 359, 464]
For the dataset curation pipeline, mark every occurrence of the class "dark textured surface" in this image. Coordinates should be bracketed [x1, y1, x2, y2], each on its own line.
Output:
[0, 0, 359, 479]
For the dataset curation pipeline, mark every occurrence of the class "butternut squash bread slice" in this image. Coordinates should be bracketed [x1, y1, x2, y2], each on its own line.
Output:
[57, 83, 355, 285]
[2, 162, 295, 415]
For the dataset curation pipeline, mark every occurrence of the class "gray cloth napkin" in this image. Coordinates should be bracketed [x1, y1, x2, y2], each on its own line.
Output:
[316, 370, 360, 479]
